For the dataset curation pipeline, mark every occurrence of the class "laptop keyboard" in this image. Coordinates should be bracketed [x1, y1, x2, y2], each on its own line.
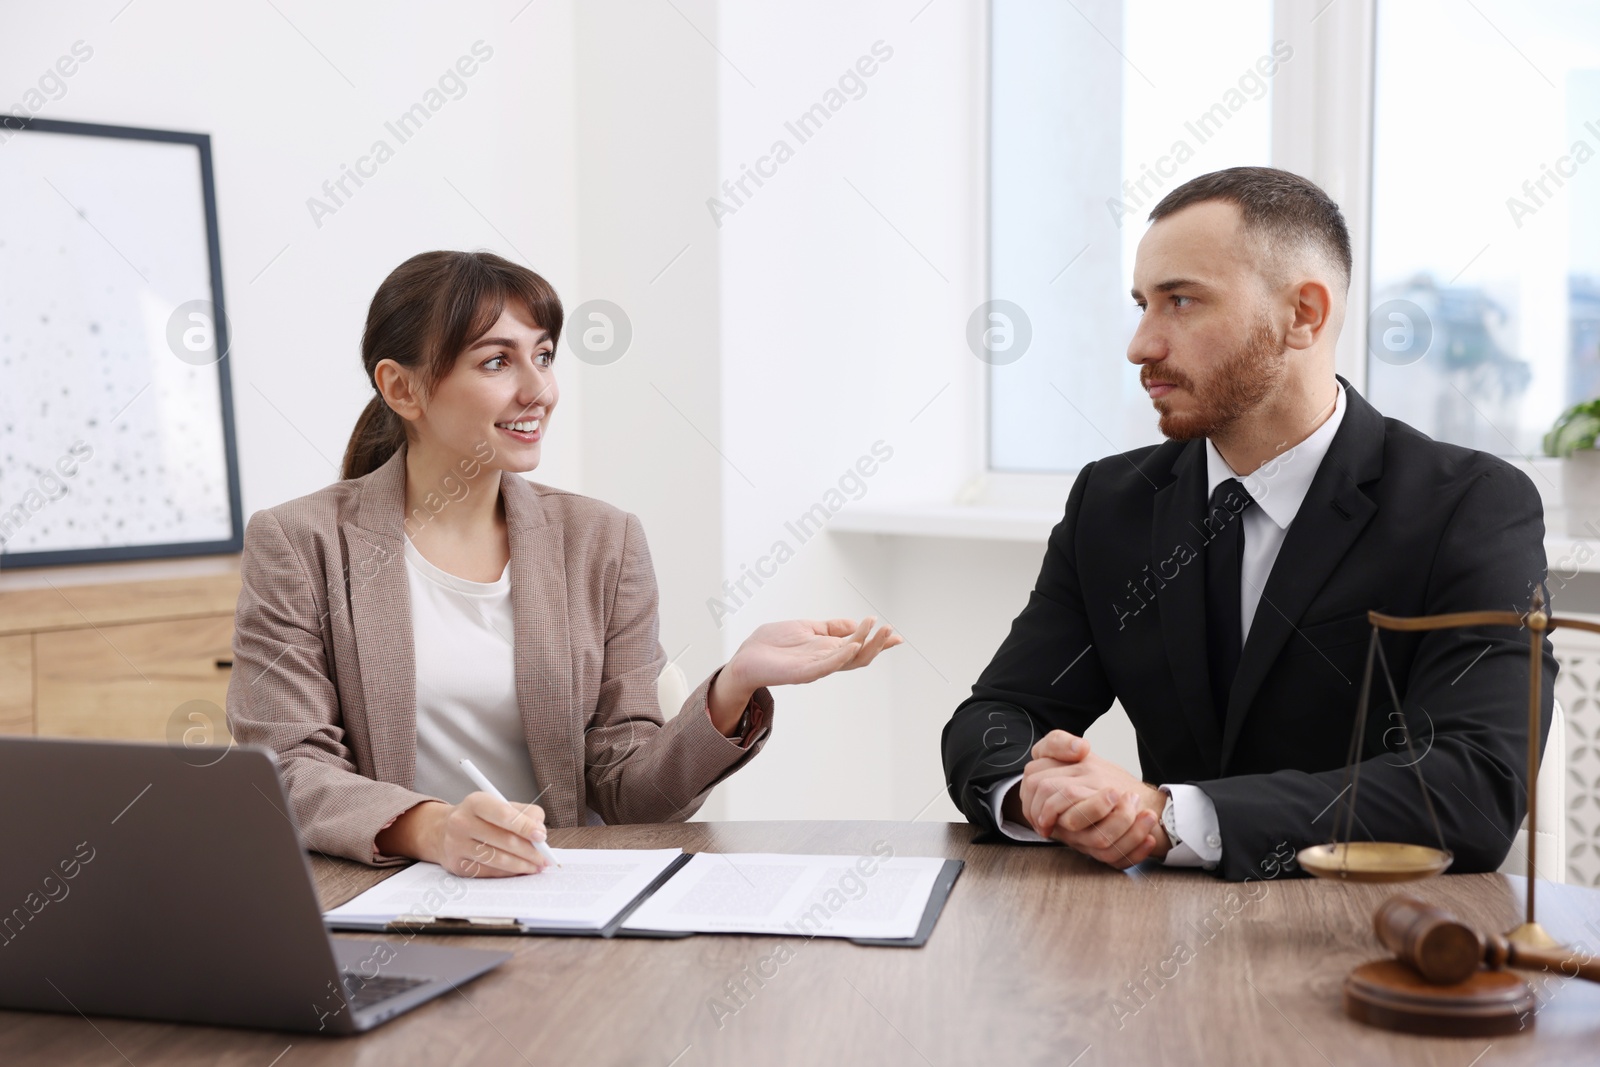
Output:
[340, 970, 435, 1011]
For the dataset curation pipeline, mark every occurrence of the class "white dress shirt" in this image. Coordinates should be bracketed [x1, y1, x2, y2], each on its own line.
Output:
[985, 381, 1347, 868]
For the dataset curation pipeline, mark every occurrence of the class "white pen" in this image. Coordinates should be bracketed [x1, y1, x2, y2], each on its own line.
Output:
[457, 758, 561, 870]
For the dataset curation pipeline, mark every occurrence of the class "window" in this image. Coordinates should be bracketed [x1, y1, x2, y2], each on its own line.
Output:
[1366, 0, 1600, 457]
[987, 0, 1276, 473]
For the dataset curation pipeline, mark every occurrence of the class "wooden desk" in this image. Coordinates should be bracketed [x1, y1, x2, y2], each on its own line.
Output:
[3, 821, 1598, 1065]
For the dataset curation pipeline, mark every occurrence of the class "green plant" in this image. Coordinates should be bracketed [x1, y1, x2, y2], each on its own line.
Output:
[1545, 398, 1600, 458]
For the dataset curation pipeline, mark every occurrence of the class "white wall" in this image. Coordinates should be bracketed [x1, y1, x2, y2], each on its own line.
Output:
[561, 1, 1109, 825]
[569, 0, 732, 813]
[1, 1, 584, 515]
[704, 3, 1140, 823]
[565, 0, 1007, 822]
[710, 2, 988, 822]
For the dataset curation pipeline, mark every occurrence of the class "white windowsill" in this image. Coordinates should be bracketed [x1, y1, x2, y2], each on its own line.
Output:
[830, 503, 1058, 543]
[836, 503, 1600, 575]
[1546, 533, 1600, 575]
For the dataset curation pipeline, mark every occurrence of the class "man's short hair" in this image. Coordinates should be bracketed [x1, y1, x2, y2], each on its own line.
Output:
[1148, 166, 1352, 291]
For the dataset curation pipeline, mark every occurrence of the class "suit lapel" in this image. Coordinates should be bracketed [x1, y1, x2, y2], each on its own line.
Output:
[502, 475, 577, 825]
[1151, 440, 1225, 774]
[344, 447, 417, 787]
[1219, 378, 1384, 769]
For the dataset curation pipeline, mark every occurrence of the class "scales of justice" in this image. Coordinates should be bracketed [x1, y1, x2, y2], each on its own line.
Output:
[1295, 588, 1600, 1036]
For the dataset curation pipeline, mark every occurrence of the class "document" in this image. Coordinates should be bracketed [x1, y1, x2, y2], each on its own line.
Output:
[620, 852, 946, 940]
[324, 848, 683, 932]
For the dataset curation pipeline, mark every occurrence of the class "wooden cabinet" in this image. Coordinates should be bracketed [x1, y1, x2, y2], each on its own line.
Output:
[0, 556, 241, 743]
[34, 615, 237, 739]
[0, 634, 32, 734]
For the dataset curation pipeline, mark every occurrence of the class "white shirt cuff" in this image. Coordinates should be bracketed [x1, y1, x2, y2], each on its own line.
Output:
[1159, 783, 1222, 868]
[982, 773, 1054, 844]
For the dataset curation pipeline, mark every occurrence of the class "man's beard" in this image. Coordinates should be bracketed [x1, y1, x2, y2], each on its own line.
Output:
[1145, 317, 1287, 441]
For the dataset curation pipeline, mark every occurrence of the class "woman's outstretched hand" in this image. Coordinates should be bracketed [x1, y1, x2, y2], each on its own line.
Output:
[707, 617, 902, 736]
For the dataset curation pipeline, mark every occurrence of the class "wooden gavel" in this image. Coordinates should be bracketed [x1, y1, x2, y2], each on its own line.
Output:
[1376, 896, 1600, 985]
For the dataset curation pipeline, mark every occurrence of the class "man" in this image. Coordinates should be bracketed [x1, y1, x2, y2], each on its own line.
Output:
[942, 166, 1554, 882]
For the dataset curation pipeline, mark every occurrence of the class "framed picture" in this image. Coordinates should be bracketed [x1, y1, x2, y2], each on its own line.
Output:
[0, 116, 243, 568]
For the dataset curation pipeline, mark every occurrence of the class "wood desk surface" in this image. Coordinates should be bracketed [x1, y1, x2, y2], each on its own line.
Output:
[4, 820, 1598, 1066]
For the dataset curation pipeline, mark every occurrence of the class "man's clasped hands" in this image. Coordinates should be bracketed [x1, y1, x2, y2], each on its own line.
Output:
[1002, 730, 1174, 869]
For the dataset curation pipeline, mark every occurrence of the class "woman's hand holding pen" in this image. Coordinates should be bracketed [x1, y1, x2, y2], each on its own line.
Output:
[707, 617, 902, 736]
[377, 794, 552, 878]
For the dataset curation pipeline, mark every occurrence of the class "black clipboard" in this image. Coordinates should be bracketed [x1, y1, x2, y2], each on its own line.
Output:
[615, 857, 964, 947]
[328, 853, 695, 939]
[843, 857, 963, 948]
[327, 853, 963, 947]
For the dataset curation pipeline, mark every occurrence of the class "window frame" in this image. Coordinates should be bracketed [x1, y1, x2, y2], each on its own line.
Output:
[975, 0, 1378, 505]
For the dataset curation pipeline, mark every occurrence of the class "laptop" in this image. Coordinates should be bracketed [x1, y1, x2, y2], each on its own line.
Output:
[0, 737, 510, 1034]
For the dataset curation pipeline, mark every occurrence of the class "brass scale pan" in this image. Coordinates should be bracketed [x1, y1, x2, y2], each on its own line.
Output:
[1296, 600, 1570, 885]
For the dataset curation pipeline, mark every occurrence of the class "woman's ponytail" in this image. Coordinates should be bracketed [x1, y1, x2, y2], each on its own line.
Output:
[340, 394, 406, 481]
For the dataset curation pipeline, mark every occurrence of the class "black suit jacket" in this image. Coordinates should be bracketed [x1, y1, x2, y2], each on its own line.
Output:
[942, 377, 1555, 881]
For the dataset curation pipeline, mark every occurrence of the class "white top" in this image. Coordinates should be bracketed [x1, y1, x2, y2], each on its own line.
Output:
[987, 382, 1348, 868]
[404, 535, 544, 806]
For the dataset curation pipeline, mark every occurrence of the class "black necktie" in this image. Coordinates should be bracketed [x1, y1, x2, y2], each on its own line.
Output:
[1204, 477, 1255, 723]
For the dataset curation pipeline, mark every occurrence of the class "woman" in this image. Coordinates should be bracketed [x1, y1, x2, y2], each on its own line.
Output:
[226, 250, 899, 876]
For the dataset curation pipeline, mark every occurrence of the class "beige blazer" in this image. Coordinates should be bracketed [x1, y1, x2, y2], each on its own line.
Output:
[225, 444, 772, 866]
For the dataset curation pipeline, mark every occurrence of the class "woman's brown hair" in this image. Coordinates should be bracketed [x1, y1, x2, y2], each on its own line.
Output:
[340, 250, 564, 480]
